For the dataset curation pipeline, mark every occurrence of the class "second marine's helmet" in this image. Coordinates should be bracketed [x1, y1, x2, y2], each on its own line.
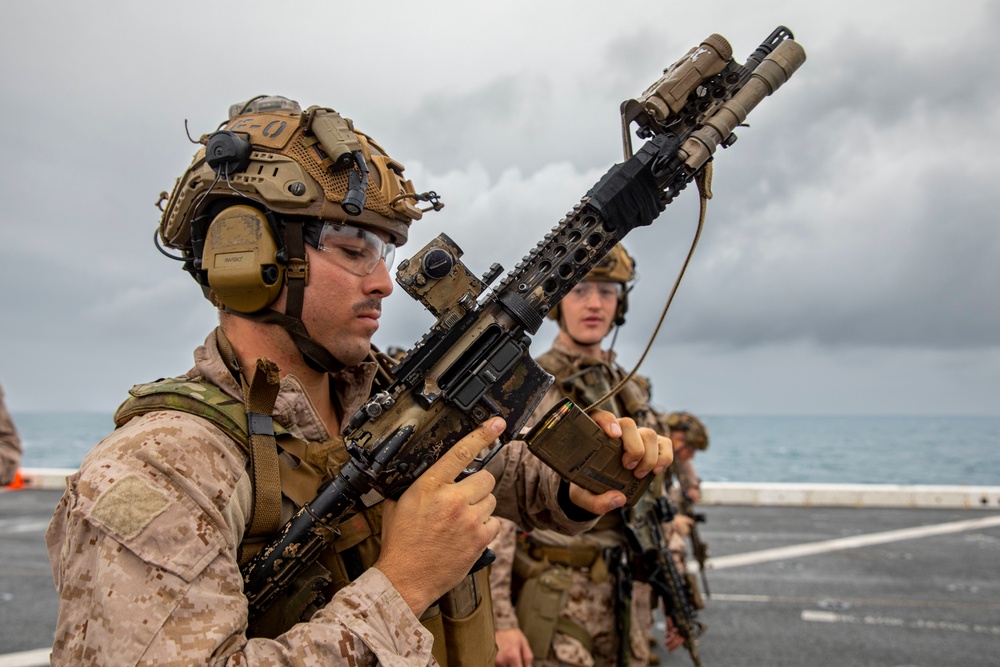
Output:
[547, 243, 636, 326]
[156, 95, 440, 371]
[663, 412, 710, 451]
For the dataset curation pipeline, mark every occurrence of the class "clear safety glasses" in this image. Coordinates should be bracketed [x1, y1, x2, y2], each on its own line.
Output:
[565, 281, 623, 302]
[312, 222, 396, 276]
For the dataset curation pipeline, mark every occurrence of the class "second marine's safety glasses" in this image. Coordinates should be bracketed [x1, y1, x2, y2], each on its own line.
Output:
[565, 281, 623, 302]
[304, 221, 396, 276]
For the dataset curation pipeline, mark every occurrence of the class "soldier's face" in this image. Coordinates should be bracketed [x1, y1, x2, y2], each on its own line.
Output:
[560, 280, 618, 346]
[672, 430, 687, 451]
[672, 431, 696, 461]
[278, 236, 395, 366]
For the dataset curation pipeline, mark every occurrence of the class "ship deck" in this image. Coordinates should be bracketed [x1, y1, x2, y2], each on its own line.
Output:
[2, 484, 999, 666]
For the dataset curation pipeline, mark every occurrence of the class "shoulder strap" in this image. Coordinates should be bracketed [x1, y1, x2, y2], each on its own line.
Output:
[238, 357, 284, 565]
[114, 365, 287, 565]
[114, 377, 289, 445]
[214, 332, 285, 565]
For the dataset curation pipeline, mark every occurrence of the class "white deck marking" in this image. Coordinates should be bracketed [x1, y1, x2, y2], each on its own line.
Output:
[0, 648, 52, 667]
[800, 610, 1000, 635]
[709, 593, 1000, 611]
[0, 518, 50, 534]
[701, 514, 1000, 571]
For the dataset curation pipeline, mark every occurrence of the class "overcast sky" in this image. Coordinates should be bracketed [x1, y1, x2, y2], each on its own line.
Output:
[1, 0, 997, 416]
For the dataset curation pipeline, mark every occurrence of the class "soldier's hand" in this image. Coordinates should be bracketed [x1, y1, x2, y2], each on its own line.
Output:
[673, 513, 696, 537]
[664, 616, 686, 652]
[495, 628, 533, 667]
[375, 417, 505, 616]
[567, 411, 672, 514]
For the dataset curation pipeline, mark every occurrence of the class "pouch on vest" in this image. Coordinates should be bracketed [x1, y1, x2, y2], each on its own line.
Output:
[420, 605, 449, 667]
[433, 569, 498, 667]
[515, 559, 573, 660]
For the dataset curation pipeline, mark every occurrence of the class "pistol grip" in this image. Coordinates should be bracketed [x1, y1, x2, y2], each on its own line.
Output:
[470, 547, 496, 573]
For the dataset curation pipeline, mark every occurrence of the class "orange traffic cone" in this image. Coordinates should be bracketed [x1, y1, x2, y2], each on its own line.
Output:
[6, 469, 24, 490]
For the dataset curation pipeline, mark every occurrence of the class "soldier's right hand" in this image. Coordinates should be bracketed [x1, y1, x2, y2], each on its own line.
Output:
[672, 513, 696, 537]
[375, 417, 506, 616]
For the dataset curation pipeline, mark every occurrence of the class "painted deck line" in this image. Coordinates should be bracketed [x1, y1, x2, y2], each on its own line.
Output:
[0, 648, 50, 667]
[800, 609, 1000, 635]
[701, 481, 1000, 509]
[9, 470, 1000, 510]
[704, 513, 1000, 571]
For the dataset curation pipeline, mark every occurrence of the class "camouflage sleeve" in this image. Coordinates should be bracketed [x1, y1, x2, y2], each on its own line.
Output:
[0, 384, 23, 486]
[487, 518, 520, 631]
[676, 458, 700, 493]
[486, 438, 597, 536]
[46, 412, 433, 667]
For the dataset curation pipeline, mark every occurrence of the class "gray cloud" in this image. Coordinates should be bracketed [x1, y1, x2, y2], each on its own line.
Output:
[1, 0, 998, 415]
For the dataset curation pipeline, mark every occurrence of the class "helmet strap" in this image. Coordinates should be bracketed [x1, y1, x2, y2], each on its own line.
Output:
[239, 308, 346, 374]
[282, 220, 308, 320]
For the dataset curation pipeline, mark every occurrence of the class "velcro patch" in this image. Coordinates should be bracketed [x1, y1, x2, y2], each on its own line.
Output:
[91, 475, 171, 540]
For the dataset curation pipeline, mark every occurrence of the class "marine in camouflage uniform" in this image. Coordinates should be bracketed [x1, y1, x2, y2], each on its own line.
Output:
[0, 383, 23, 486]
[657, 412, 710, 573]
[489, 245, 669, 667]
[46, 97, 670, 666]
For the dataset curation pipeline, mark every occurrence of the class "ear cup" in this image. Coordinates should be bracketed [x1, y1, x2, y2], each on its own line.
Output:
[202, 205, 284, 312]
[615, 292, 629, 326]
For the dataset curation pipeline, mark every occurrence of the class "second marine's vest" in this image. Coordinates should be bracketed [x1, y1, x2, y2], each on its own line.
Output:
[536, 346, 656, 430]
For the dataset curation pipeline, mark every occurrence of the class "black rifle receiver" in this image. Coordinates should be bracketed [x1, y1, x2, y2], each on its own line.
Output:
[242, 27, 806, 623]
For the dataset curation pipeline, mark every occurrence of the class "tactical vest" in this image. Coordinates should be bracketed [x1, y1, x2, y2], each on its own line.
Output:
[537, 348, 654, 428]
[114, 354, 496, 666]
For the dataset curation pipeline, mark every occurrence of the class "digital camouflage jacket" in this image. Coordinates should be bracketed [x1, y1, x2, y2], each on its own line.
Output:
[46, 329, 597, 666]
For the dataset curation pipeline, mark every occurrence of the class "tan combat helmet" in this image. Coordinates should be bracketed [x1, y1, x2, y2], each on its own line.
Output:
[547, 242, 637, 326]
[664, 412, 710, 450]
[156, 95, 441, 372]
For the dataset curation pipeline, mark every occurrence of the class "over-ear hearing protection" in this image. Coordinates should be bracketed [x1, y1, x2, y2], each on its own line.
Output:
[201, 205, 286, 313]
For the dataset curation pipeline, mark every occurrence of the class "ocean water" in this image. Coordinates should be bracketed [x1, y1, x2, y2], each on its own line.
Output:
[10, 412, 1000, 486]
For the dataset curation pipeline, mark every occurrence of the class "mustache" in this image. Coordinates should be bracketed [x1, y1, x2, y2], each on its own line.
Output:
[353, 298, 382, 314]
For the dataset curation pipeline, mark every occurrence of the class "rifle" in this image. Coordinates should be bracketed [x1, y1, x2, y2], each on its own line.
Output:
[241, 26, 806, 623]
[680, 489, 711, 598]
[624, 496, 704, 666]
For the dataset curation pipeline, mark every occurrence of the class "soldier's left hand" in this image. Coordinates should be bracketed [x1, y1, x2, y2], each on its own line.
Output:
[568, 410, 672, 514]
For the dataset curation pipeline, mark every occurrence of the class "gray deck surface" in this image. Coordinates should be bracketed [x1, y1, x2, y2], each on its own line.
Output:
[2, 489, 998, 666]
